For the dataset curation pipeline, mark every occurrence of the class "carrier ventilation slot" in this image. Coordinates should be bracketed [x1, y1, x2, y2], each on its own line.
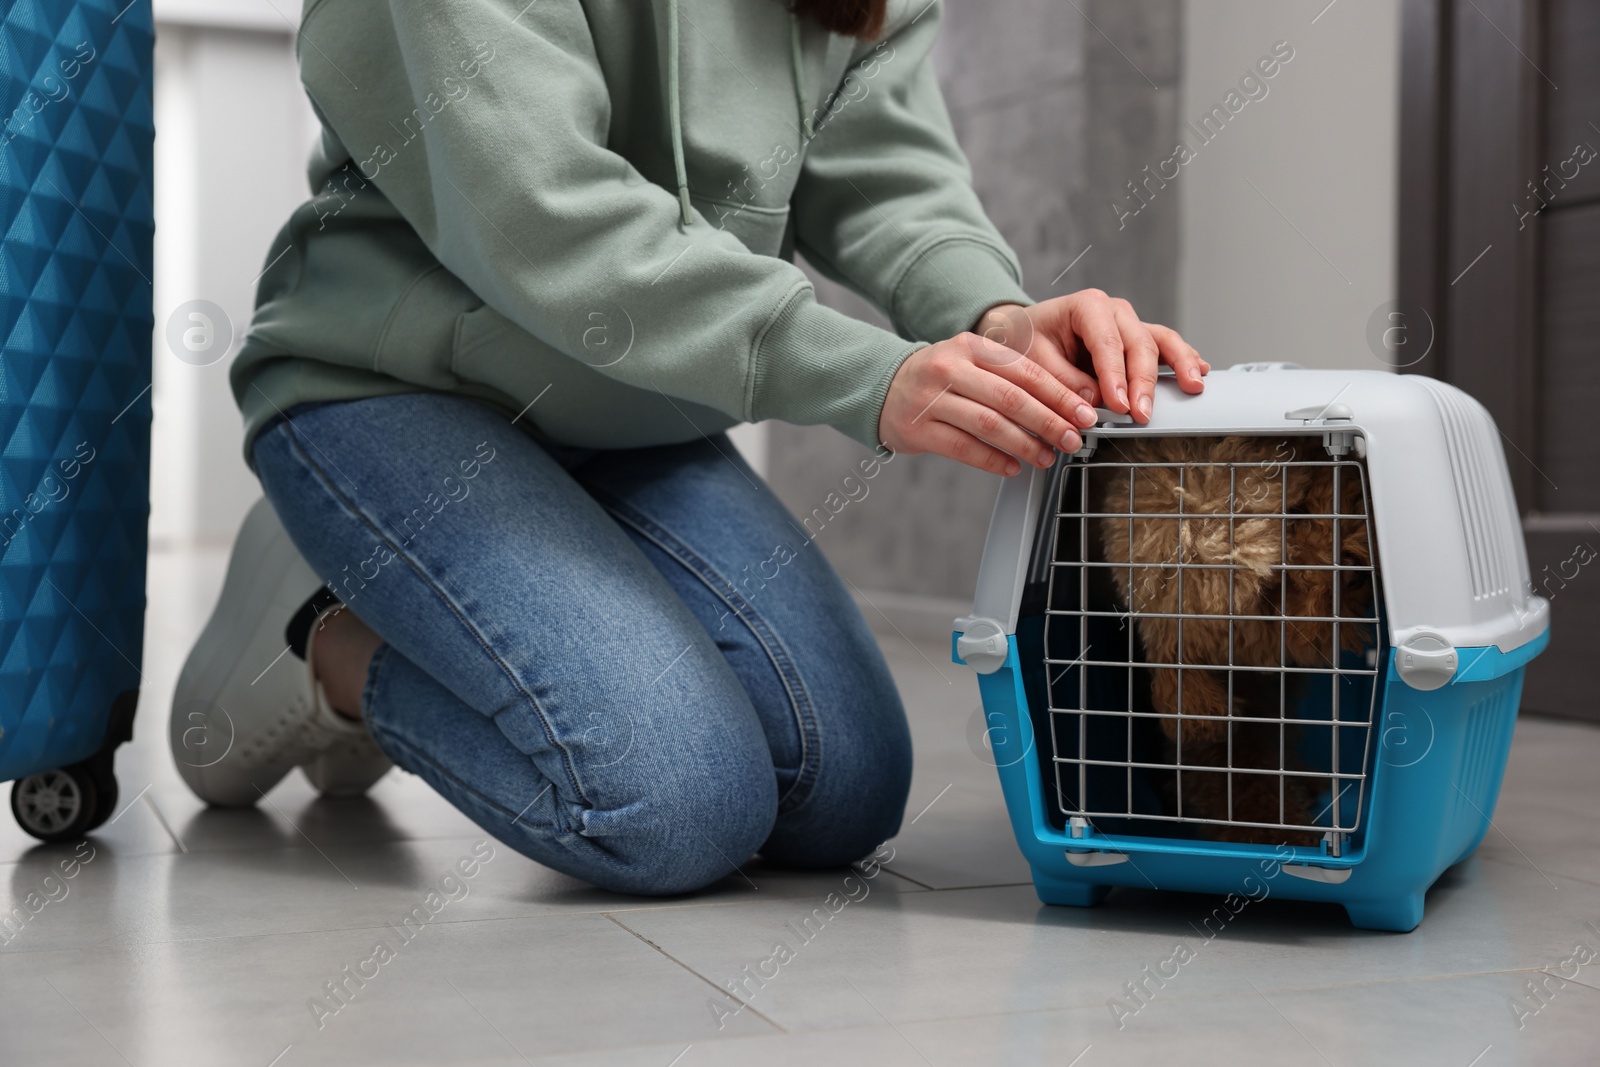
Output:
[1041, 435, 1383, 848]
[1416, 378, 1516, 601]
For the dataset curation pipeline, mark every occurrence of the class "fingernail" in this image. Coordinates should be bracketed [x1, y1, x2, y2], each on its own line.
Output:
[1074, 404, 1097, 428]
[1039, 449, 1057, 468]
[1060, 428, 1080, 451]
[1005, 459, 1021, 476]
[1136, 394, 1152, 420]
[1116, 385, 1128, 410]
[1079, 387, 1096, 402]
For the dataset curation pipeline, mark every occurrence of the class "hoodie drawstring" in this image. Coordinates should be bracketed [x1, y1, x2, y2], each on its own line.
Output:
[666, 0, 692, 225]
[663, 2, 811, 226]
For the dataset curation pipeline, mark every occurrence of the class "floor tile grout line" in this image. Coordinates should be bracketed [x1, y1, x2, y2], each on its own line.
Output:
[597, 878, 1040, 916]
[602, 911, 789, 1034]
[875, 865, 937, 891]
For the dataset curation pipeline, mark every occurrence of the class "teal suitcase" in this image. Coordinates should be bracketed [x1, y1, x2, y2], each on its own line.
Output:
[1, 0, 153, 841]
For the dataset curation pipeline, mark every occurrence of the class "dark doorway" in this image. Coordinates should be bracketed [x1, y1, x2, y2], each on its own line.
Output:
[1399, 0, 1598, 721]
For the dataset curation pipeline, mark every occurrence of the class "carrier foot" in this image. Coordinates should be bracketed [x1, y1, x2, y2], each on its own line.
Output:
[1344, 893, 1424, 932]
[1031, 866, 1110, 908]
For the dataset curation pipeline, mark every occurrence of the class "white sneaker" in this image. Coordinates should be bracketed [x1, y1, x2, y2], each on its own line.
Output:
[170, 498, 392, 806]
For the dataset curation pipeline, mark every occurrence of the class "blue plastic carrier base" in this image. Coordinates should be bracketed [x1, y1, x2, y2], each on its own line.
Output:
[956, 629, 1547, 932]
[1, 0, 153, 841]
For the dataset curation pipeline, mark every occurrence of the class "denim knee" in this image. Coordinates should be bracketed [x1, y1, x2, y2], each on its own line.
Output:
[759, 697, 914, 870]
[567, 748, 781, 897]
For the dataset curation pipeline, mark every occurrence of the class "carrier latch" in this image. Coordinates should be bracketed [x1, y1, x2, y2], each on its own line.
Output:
[1395, 632, 1458, 690]
[954, 616, 1009, 675]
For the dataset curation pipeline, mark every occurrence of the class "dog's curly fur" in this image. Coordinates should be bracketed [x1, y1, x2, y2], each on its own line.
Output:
[1092, 436, 1377, 845]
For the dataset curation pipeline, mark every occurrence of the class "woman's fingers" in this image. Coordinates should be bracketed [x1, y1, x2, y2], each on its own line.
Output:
[956, 361, 1088, 454]
[932, 393, 1058, 469]
[1111, 299, 1161, 422]
[1027, 335, 1104, 406]
[1065, 290, 1131, 415]
[969, 337, 1096, 426]
[1148, 322, 1208, 393]
[976, 303, 1105, 406]
[918, 419, 1024, 477]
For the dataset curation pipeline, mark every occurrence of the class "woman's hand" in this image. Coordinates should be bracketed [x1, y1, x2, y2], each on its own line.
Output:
[878, 331, 1101, 477]
[878, 291, 1209, 476]
[976, 291, 1208, 422]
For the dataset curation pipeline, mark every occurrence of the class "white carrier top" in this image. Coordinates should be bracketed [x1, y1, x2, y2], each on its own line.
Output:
[963, 366, 1550, 668]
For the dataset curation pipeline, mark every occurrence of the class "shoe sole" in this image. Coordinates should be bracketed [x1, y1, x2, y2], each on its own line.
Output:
[170, 498, 325, 806]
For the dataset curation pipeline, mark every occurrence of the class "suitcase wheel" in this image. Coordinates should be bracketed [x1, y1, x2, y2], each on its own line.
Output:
[11, 765, 105, 844]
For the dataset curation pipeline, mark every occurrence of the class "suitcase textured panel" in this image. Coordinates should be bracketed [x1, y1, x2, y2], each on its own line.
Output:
[0, 0, 153, 823]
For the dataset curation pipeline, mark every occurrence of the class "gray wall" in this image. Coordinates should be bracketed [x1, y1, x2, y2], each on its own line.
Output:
[1175, 0, 1400, 372]
[767, 0, 1183, 602]
[151, 2, 321, 549]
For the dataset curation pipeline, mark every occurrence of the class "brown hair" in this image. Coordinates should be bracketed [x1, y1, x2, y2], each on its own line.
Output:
[791, 0, 887, 39]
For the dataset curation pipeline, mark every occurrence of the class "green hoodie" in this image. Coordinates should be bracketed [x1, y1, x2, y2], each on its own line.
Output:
[231, 0, 1032, 463]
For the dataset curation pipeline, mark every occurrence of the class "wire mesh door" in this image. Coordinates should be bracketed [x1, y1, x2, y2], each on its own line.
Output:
[1041, 435, 1383, 849]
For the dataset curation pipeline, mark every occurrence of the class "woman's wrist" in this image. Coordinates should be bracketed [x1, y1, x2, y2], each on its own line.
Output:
[973, 302, 1029, 337]
[972, 302, 1035, 357]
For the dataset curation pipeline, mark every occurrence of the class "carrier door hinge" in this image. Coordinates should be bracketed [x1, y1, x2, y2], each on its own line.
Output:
[1065, 850, 1130, 867]
[1285, 403, 1358, 456]
[1078, 409, 1133, 460]
[1064, 816, 1132, 865]
[1281, 863, 1353, 884]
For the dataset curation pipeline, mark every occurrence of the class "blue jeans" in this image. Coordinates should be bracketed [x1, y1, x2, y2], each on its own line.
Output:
[252, 393, 912, 894]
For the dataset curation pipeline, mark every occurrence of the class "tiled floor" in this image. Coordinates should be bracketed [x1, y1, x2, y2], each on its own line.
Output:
[2, 547, 1598, 1066]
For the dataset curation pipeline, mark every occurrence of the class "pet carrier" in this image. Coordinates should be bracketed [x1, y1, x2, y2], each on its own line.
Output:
[955, 365, 1549, 932]
[1, 0, 154, 841]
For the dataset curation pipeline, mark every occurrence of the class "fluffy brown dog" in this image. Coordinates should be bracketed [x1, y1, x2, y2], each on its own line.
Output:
[1092, 435, 1376, 845]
